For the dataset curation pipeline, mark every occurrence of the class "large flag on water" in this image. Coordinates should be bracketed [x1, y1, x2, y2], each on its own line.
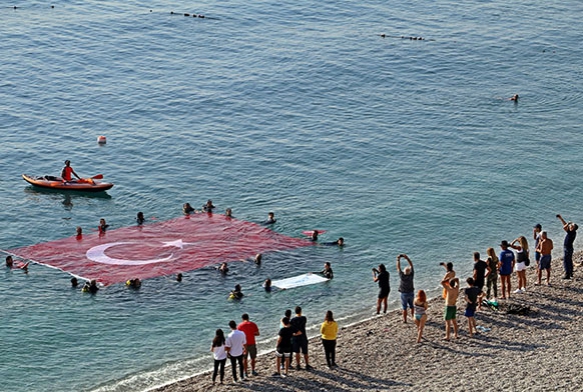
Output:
[10, 214, 312, 285]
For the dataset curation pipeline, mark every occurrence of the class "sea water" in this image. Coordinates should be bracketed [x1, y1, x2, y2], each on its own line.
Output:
[1, 0, 582, 391]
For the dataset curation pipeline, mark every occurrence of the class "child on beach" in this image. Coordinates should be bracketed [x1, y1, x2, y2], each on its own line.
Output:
[413, 290, 428, 343]
[464, 278, 483, 337]
[441, 277, 459, 340]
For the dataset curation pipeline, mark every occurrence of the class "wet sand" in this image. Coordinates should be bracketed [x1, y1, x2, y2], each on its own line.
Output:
[153, 252, 583, 391]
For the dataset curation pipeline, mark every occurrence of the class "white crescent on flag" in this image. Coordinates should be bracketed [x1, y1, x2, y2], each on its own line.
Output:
[86, 242, 174, 265]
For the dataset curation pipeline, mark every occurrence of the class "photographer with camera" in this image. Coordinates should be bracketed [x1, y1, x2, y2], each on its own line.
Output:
[372, 264, 390, 314]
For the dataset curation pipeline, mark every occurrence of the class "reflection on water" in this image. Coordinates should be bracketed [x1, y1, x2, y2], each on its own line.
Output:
[23, 186, 112, 211]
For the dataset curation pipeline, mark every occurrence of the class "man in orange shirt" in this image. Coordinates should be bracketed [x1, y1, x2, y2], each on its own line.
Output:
[535, 231, 553, 285]
[61, 160, 81, 182]
[237, 313, 260, 377]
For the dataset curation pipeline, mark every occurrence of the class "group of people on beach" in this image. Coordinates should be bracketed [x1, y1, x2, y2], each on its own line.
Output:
[368, 214, 578, 342]
[210, 308, 338, 384]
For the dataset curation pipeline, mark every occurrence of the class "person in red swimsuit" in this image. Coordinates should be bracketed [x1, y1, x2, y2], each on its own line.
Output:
[61, 160, 81, 182]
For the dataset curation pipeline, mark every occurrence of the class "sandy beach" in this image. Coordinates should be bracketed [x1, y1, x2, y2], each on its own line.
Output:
[153, 253, 583, 392]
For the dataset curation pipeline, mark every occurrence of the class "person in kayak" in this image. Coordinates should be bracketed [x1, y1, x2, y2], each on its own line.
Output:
[61, 160, 81, 182]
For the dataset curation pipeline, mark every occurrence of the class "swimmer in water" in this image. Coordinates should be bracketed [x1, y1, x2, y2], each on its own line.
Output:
[322, 237, 344, 247]
[183, 203, 195, 215]
[98, 218, 109, 233]
[76, 226, 83, 239]
[263, 278, 272, 292]
[71, 277, 79, 287]
[230, 284, 244, 299]
[510, 94, 519, 101]
[218, 262, 229, 274]
[310, 231, 319, 241]
[314, 262, 334, 279]
[126, 278, 142, 289]
[6, 255, 13, 268]
[82, 280, 99, 294]
[264, 212, 276, 224]
[225, 208, 233, 217]
[254, 253, 262, 266]
[176, 273, 183, 282]
[136, 212, 145, 225]
[5, 255, 29, 272]
[203, 199, 215, 213]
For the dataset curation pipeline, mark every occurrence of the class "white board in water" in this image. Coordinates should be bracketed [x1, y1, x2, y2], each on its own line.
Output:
[271, 273, 329, 289]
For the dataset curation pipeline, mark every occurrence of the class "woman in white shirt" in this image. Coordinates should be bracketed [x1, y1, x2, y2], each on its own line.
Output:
[211, 329, 227, 385]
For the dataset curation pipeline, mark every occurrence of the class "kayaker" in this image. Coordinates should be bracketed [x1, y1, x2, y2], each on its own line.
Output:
[61, 160, 81, 182]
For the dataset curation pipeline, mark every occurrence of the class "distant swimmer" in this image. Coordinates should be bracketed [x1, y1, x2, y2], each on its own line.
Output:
[136, 212, 145, 225]
[5, 255, 13, 268]
[218, 262, 229, 274]
[82, 280, 99, 294]
[176, 273, 183, 282]
[225, 208, 233, 218]
[254, 253, 262, 266]
[61, 160, 81, 182]
[126, 278, 142, 289]
[264, 212, 276, 225]
[98, 218, 109, 233]
[230, 284, 244, 300]
[71, 277, 79, 287]
[509, 94, 519, 101]
[322, 237, 344, 247]
[310, 231, 319, 242]
[203, 199, 216, 213]
[183, 203, 195, 215]
[314, 262, 334, 279]
[76, 226, 83, 240]
[5, 255, 29, 272]
[263, 278, 272, 292]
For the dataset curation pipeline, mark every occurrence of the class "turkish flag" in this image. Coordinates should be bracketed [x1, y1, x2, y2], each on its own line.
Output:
[10, 214, 312, 285]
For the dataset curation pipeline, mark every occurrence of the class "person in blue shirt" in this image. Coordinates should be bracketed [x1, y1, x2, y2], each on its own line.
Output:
[499, 240, 515, 299]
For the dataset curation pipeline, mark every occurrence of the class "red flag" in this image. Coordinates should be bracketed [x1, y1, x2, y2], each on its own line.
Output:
[10, 214, 312, 285]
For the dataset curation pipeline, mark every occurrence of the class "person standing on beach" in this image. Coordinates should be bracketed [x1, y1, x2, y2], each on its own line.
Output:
[210, 329, 228, 385]
[535, 231, 553, 285]
[464, 277, 483, 338]
[238, 314, 260, 377]
[372, 264, 390, 314]
[510, 236, 529, 293]
[472, 252, 490, 292]
[441, 277, 460, 340]
[533, 224, 543, 267]
[557, 214, 578, 279]
[225, 320, 246, 383]
[397, 254, 414, 323]
[291, 306, 312, 370]
[485, 248, 499, 300]
[498, 241, 515, 299]
[320, 310, 338, 368]
[274, 317, 300, 378]
[414, 290, 428, 343]
[440, 262, 455, 299]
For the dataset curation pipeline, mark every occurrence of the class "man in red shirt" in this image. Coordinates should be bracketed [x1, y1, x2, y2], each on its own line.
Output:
[237, 313, 260, 377]
[61, 160, 81, 182]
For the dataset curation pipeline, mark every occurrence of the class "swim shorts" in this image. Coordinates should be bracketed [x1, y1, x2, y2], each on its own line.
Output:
[464, 306, 476, 318]
[539, 254, 551, 270]
[444, 305, 457, 321]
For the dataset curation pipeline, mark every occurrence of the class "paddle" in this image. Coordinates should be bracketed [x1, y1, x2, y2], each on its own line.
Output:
[91, 174, 103, 179]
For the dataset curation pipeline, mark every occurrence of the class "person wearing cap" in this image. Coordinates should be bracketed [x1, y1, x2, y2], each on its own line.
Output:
[557, 214, 578, 279]
[397, 254, 414, 323]
[533, 224, 543, 267]
[535, 231, 553, 285]
[61, 160, 81, 182]
[498, 240, 515, 299]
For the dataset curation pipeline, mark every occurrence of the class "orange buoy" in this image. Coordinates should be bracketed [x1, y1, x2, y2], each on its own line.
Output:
[97, 135, 107, 144]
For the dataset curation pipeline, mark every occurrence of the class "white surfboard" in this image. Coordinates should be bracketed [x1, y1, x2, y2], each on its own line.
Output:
[271, 273, 329, 289]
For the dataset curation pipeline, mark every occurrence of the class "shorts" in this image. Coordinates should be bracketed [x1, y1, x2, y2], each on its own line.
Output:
[515, 261, 526, 272]
[444, 305, 457, 321]
[539, 254, 551, 270]
[378, 288, 390, 299]
[245, 344, 257, 359]
[400, 292, 414, 310]
[275, 348, 291, 358]
[292, 337, 308, 354]
[464, 306, 476, 318]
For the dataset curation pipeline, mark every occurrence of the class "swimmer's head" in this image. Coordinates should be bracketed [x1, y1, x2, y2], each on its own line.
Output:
[6, 255, 13, 267]
[76, 226, 82, 235]
[254, 253, 262, 264]
[338, 237, 344, 245]
[176, 273, 183, 282]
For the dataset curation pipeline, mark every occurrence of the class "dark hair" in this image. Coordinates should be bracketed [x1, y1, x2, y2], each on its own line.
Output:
[449, 278, 457, 288]
[285, 309, 292, 318]
[467, 277, 475, 286]
[446, 262, 454, 272]
[213, 329, 225, 347]
[295, 306, 302, 314]
[242, 313, 249, 321]
[282, 317, 290, 325]
[378, 264, 386, 272]
[325, 310, 334, 322]
[229, 320, 237, 329]
[473, 252, 480, 260]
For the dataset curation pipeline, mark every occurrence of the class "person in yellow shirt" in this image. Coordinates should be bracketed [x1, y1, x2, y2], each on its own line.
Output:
[320, 310, 338, 368]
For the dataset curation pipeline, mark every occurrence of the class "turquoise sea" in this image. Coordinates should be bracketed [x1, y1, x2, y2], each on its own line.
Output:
[1, 1, 582, 390]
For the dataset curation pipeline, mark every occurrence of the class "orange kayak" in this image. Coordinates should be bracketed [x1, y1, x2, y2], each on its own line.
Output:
[22, 174, 114, 192]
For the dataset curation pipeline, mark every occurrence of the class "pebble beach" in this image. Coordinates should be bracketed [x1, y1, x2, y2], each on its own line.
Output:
[154, 252, 583, 392]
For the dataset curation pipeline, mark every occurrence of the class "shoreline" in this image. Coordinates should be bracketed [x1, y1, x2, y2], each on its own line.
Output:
[152, 252, 583, 391]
